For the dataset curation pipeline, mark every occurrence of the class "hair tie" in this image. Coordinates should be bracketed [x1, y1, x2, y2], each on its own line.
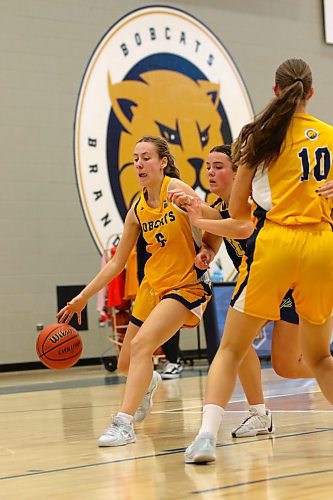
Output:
[294, 78, 303, 84]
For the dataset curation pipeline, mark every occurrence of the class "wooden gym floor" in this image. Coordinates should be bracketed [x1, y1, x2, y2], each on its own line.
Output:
[0, 364, 332, 499]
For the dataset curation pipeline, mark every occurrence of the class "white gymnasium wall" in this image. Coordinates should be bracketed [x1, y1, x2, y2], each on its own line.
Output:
[0, 0, 332, 364]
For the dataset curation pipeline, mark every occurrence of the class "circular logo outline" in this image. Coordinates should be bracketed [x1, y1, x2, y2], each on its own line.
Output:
[305, 128, 319, 141]
[74, 5, 254, 254]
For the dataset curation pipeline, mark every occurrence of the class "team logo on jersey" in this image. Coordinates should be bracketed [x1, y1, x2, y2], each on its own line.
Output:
[280, 297, 293, 309]
[305, 129, 319, 140]
[74, 6, 253, 254]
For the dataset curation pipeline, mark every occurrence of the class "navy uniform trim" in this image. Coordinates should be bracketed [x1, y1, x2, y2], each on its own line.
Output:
[163, 281, 212, 310]
[130, 315, 143, 327]
[133, 198, 141, 224]
[230, 213, 266, 307]
[136, 232, 150, 284]
[212, 198, 248, 271]
[279, 289, 299, 325]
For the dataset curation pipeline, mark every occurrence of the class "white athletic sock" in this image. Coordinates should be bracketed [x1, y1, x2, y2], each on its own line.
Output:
[117, 412, 133, 424]
[249, 404, 266, 416]
[198, 404, 225, 440]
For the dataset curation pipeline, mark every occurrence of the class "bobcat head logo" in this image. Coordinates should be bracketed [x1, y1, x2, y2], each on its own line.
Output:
[107, 70, 228, 212]
[74, 6, 253, 255]
[305, 128, 319, 141]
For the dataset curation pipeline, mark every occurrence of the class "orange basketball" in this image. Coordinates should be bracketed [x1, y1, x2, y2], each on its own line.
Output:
[36, 323, 83, 369]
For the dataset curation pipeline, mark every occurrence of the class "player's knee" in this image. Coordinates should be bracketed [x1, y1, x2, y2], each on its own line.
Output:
[303, 352, 331, 370]
[218, 342, 245, 364]
[271, 356, 297, 378]
[130, 335, 152, 358]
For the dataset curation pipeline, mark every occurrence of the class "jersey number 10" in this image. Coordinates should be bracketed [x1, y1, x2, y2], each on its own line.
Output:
[298, 147, 331, 182]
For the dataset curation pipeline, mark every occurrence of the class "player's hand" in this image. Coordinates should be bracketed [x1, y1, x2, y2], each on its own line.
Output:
[195, 245, 214, 270]
[168, 189, 195, 208]
[56, 293, 87, 325]
[317, 181, 333, 199]
[186, 197, 203, 224]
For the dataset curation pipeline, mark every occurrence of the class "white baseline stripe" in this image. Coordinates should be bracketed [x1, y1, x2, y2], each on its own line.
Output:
[152, 387, 332, 415]
[153, 408, 333, 414]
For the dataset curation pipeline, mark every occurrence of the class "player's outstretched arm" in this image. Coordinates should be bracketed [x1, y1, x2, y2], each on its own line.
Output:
[56, 207, 140, 324]
[168, 183, 220, 220]
[186, 198, 254, 239]
[229, 164, 255, 221]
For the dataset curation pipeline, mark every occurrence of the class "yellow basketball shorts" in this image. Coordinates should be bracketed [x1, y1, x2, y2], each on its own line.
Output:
[231, 220, 333, 325]
[131, 277, 212, 328]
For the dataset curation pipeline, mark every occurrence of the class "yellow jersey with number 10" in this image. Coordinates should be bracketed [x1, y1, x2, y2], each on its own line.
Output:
[134, 176, 202, 293]
[252, 113, 333, 225]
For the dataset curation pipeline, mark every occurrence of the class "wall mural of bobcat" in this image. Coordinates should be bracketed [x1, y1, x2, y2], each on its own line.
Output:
[74, 6, 253, 277]
[107, 69, 231, 216]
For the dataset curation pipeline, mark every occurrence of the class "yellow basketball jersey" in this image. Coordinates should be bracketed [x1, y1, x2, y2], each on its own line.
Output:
[134, 176, 202, 293]
[252, 113, 333, 225]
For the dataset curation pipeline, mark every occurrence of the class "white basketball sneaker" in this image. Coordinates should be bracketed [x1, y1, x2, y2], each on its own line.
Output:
[134, 370, 162, 422]
[161, 361, 183, 379]
[231, 408, 275, 438]
[98, 415, 136, 447]
[184, 432, 216, 464]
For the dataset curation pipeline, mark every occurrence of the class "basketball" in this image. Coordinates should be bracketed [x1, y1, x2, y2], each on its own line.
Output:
[36, 323, 83, 369]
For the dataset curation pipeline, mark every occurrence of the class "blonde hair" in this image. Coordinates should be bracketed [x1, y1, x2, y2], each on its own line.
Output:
[233, 58, 312, 170]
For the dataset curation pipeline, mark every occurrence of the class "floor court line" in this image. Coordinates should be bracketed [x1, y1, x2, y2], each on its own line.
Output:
[191, 468, 333, 495]
[165, 427, 333, 452]
[152, 388, 331, 415]
[155, 408, 333, 414]
[1, 387, 326, 417]
[0, 403, 122, 415]
[1, 427, 331, 482]
[154, 385, 323, 413]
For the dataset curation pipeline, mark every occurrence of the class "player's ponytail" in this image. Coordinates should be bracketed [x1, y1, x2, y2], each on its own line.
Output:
[232, 59, 312, 170]
[137, 136, 181, 179]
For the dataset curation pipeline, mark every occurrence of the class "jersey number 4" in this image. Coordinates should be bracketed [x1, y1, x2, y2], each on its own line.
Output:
[298, 147, 331, 182]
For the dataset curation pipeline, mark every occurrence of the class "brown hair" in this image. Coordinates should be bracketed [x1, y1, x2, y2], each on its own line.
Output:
[209, 144, 237, 172]
[136, 136, 180, 179]
[232, 59, 312, 170]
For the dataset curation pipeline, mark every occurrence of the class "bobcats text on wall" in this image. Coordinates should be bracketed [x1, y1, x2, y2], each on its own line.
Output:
[74, 5, 253, 254]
